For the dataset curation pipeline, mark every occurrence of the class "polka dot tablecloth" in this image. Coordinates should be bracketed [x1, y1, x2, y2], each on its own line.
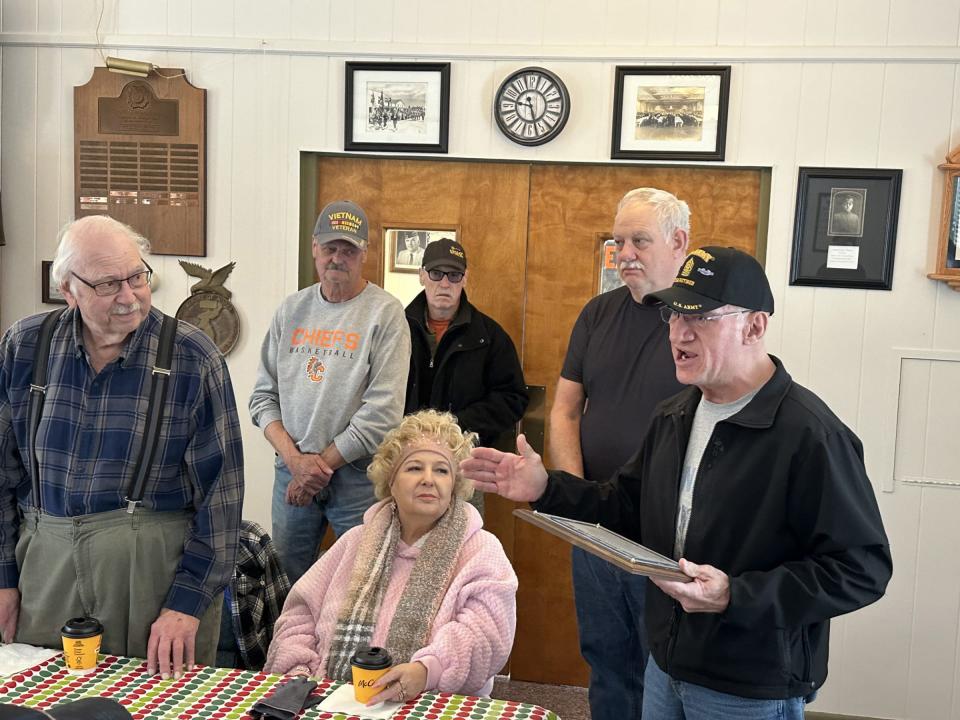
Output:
[0, 656, 560, 720]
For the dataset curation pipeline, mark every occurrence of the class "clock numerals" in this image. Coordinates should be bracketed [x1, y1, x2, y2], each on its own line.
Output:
[495, 67, 569, 146]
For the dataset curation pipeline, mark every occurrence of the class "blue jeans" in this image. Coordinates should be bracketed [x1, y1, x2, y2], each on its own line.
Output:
[572, 547, 648, 720]
[643, 654, 809, 719]
[271, 457, 375, 586]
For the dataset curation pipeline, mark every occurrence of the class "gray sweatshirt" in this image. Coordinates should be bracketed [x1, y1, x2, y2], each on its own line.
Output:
[249, 282, 411, 463]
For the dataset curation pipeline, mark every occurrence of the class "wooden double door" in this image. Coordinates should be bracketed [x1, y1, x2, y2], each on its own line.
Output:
[307, 155, 767, 685]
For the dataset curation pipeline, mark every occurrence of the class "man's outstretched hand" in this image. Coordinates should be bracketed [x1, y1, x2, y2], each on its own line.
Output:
[460, 433, 549, 502]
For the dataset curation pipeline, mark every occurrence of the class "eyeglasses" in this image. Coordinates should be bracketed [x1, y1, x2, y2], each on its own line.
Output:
[426, 269, 464, 283]
[72, 261, 154, 297]
[659, 307, 750, 326]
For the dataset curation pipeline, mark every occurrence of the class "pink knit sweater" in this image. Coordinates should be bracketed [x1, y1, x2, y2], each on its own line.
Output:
[264, 500, 518, 696]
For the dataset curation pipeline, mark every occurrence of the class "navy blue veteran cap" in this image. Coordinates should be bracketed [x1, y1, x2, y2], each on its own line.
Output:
[647, 246, 774, 315]
[313, 200, 368, 249]
[422, 238, 467, 272]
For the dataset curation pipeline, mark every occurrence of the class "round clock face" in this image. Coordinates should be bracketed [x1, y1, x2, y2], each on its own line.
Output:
[494, 67, 570, 146]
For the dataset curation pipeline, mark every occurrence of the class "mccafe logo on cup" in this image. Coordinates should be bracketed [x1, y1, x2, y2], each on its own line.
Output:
[350, 646, 392, 704]
[60, 617, 103, 675]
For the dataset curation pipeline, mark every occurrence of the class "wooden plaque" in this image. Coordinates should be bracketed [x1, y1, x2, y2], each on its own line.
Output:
[74, 67, 206, 256]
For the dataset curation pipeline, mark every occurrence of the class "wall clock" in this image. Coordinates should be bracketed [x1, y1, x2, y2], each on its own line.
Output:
[494, 67, 570, 146]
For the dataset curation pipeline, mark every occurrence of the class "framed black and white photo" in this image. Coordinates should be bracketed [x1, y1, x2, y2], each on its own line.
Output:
[345, 62, 451, 153]
[611, 66, 730, 161]
[384, 225, 460, 274]
[41, 260, 67, 305]
[790, 168, 902, 290]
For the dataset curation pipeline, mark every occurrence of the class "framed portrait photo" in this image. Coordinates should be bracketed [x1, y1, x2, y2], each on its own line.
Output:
[345, 61, 451, 154]
[41, 260, 67, 305]
[384, 225, 460, 274]
[790, 167, 903, 290]
[611, 66, 730, 161]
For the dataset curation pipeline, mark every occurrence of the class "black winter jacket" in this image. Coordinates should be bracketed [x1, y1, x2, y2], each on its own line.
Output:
[535, 357, 891, 700]
[405, 291, 528, 447]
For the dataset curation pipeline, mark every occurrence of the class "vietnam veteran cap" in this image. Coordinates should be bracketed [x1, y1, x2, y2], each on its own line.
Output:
[312, 200, 368, 249]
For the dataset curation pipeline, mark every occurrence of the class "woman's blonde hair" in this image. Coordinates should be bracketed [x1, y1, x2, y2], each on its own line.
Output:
[368, 410, 478, 500]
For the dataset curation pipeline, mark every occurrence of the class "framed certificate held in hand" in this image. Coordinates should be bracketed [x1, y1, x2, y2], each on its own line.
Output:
[514, 508, 691, 582]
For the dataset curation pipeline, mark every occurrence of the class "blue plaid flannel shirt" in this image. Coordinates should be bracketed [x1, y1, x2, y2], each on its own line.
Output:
[0, 307, 244, 617]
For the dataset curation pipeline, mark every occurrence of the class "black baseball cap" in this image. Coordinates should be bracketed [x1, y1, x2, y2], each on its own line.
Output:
[422, 238, 467, 272]
[647, 246, 774, 315]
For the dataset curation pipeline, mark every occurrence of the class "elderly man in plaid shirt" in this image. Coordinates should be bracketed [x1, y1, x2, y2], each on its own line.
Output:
[0, 216, 244, 680]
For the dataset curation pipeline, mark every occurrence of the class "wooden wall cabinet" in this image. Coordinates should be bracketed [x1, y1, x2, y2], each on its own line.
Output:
[931, 146, 960, 291]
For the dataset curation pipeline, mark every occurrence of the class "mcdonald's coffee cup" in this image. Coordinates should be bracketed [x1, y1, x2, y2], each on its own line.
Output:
[60, 617, 103, 674]
[350, 647, 392, 704]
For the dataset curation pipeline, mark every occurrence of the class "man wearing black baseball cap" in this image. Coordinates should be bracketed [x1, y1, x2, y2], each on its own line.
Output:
[463, 246, 891, 718]
[404, 238, 527, 448]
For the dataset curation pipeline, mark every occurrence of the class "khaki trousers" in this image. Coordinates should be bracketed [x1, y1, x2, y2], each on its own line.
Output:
[14, 508, 222, 664]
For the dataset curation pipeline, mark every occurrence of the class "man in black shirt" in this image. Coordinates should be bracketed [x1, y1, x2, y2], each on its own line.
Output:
[548, 188, 689, 719]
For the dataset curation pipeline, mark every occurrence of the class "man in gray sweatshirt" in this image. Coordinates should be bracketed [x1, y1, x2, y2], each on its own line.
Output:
[249, 200, 410, 584]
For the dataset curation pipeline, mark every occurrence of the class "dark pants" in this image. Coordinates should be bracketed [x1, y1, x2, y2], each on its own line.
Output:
[15, 508, 222, 664]
[572, 547, 648, 720]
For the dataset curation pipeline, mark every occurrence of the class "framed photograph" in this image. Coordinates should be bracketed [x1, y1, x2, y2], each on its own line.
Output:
[790, 168, 902, 290]
[345, 61, 451, 154]
[594, 234, 624, 296]
[41, 260, 67, 305]
[611, 66, 731, 161]
[384, 224, 460, 274]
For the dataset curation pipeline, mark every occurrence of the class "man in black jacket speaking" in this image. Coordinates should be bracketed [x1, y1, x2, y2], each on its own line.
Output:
[404, 238, 528, 447]
[462, 247, 892, 719]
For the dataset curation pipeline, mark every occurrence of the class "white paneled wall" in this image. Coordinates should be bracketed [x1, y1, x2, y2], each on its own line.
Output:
[4, 1, 960, 716]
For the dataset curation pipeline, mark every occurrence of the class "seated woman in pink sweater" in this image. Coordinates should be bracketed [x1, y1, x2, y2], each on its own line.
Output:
[264, 410, 518, 704]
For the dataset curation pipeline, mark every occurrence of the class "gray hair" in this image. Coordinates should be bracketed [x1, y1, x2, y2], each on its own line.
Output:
[52, 216, 151, 292]
[617, 187, 691, 243]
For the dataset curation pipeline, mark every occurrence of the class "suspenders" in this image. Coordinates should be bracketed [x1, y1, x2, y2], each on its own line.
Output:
[125, 313, 177, 513]
[27, 309, 67, 512]
[27, 310, 178, 514]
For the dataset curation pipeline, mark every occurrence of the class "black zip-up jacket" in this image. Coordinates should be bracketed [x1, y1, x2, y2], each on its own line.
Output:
[535, 357, 892, 700]
[405, 290, 528, 447]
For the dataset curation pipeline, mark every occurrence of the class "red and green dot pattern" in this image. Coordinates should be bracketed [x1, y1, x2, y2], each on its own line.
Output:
[0, 656, 559, 720]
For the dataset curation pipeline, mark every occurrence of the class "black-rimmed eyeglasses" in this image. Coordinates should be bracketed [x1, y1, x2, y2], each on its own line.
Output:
[72, 260, 154, 297]
[659, 307, 750, 326]
[426, 269, 464, 283]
